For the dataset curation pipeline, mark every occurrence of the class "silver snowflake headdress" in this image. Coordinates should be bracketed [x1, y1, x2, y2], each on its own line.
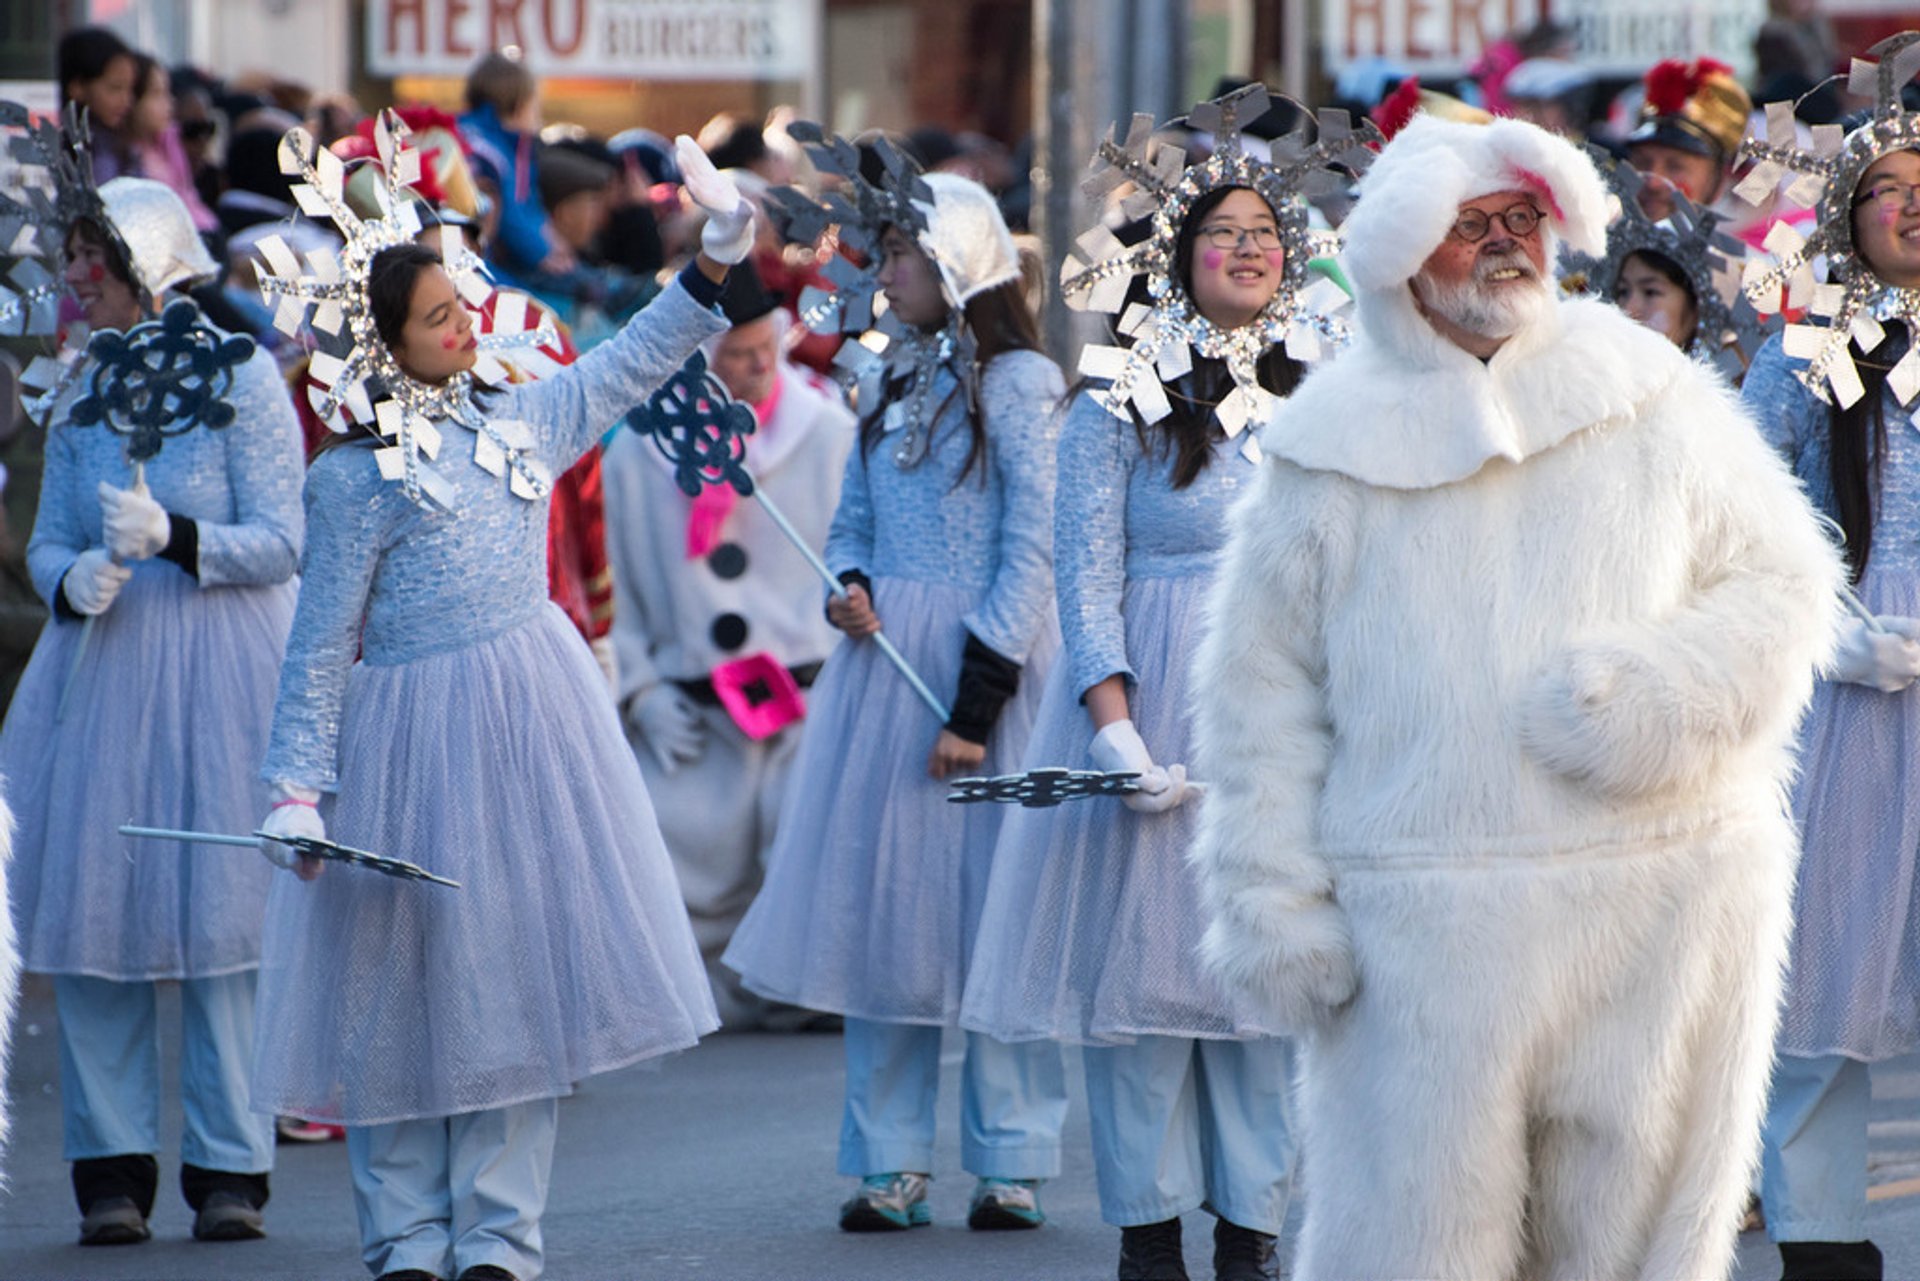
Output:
[0, 101, 94, 338]
[1569, 146, 1773, 377]
[1735, 32, 1920, 408]
[250, 110, 559, 509]
[762, 126, 982, 469]
[1061, 84, 1379, 459]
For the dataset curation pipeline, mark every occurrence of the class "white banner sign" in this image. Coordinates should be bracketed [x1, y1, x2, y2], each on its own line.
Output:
[1320, 0, 1763, 78]
[366, 0, 817, 79]
[1321, 0, 1546, 76]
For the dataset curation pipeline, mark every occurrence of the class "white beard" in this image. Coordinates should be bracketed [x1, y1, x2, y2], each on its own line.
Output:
[1414, 252, 1554, 340]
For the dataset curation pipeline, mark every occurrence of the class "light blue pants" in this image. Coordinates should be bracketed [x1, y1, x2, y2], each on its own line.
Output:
[838, 1017, 1068, 1179]
[347, 1098, 558, 1280]
[54, 971, 274, 1174]
[1083, 1035, 1297, 1234]
[1761, 1052, 1871, 1243]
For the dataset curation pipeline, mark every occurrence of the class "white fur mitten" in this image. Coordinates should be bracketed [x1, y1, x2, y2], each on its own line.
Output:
[1516, 643, 1698, 797]
[1198, 882, 1358, 1032]
[1830, 615, 1920, 692]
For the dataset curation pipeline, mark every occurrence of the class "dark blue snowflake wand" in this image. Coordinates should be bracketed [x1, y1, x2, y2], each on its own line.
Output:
[624, 353, 950, 722]
[56, 300, 256, 720]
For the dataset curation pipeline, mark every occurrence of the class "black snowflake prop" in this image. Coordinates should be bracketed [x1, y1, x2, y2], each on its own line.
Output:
[947, 768, 1143, 808]
[68, 299, 255, 462]
[623, 351, 757, 498]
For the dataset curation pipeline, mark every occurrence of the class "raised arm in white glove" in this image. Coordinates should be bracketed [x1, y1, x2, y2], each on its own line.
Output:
[98, 480, 170, 561]
[62, 548, 133, 615]
[1089, 718, 1204, 814]
[260, 781, 326, 880]
[674, 134, 755, 266]
[1831, 615, 1920, 692]
[624, 683, 707, 774]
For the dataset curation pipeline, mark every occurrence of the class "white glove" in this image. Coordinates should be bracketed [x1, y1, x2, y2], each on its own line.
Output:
[625, 683, 706, 774]
[1088, 719, 1205, 815]
[1831, 615, 1920, 692]
[259, 781, 325, 873]
[62, 547, 132, 616]
[98, 480, 170, 562]
[675, 134, 755, 265]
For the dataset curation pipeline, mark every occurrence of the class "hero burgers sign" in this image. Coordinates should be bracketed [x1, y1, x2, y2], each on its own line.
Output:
[366, 0, 816, 79]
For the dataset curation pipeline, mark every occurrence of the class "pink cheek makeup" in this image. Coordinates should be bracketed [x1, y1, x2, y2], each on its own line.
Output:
[1202, 249, 1225, 271]
[88, 264, 105, 283]
[440, 332, 460, 350]
[1266, 250, 1284, 268]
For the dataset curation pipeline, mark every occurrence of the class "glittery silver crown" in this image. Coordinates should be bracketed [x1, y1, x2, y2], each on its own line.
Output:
[250, 110, 561, 509]
[1736, 32, 1920, 408]
[1061, 84, 1379, 459]
[1568, 146, 1774, 377]
[762, 125, 982, 469]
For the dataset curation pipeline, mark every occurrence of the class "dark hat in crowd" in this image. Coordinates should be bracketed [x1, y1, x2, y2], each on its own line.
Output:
[537, 146, 614, 211]
[719, 267, 777, 328]
[705, 121, 768, 173]
[225, 127, 295, 200]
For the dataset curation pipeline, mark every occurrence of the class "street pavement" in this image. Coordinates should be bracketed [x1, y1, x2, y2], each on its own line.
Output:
[3, 975, 1919, 1280]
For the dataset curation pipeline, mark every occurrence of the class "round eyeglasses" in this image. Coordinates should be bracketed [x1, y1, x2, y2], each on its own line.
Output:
[1196, 224, 1284, 251]
[1449, 202, 1545, 243]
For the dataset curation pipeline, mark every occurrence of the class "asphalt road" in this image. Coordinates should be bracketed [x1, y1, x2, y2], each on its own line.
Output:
[2, 976, 1917, 1280]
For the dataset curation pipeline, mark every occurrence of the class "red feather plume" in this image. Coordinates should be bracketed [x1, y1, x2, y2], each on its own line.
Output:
[1372, 77, 1424, 143]
[1643, 58, 1732, 117]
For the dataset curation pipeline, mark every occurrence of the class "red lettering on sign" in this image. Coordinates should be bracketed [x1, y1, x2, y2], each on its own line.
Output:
[445, 0, 473, 58]
[1443, 0, 1489, 56]
[386, 0, 428, 56]
[542, 0, 585, 56]
[1406, 0, 1432, 59]
[488, 0, 528, 50]
[1346, 0, 1386, 58]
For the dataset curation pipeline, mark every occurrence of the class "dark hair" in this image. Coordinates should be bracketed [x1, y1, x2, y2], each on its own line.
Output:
[1072, 185, 1304, 489]
[367, 241, 443, 354]
[856, 268, 1041, 487]
[1830, 330, 1899, 583]
[311, 242, 453, 460]
[57, 27, 133, 99]
[465, 51, 534, 117]
[1617, 248, 1699, 348]
[65, 217, 135, 291]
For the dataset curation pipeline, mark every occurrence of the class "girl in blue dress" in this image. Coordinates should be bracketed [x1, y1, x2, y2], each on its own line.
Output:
[724, 160, 1069, 1235]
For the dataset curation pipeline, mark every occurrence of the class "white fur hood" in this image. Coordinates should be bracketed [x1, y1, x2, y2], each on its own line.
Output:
[1261, 291, 1688, 491]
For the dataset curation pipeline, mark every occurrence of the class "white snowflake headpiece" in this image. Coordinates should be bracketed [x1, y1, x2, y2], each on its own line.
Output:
[1736, 32, 1920, 408]
[764, 127, 1013, 468]
[1061, 84, 1379, 457]
[250, 110, 560, 509]
[1569, 146, 1774, 377]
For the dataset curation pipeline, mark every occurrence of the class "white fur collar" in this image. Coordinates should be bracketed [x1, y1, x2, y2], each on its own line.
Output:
[1260, 289, 1685, 490]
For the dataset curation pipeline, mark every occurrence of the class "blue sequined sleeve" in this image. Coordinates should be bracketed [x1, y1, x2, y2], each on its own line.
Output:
[25, 424, 86, 610]
[260, 446, 401, 790]
[824, 433, 876, 584]
[501, 277, 728, 473]
[962, 349, 1065, 663]
[1055, 391, 1137, 699]
[197, 349, 305, 587]
[1741, 332, 1834, 517]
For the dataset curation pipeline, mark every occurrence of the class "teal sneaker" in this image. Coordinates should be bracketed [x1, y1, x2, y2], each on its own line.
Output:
[838, 1172, 932, 1232]
[967, 1176, 1045, 1229]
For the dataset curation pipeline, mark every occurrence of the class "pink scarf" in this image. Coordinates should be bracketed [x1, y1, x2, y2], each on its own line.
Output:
[685, 373, 784, 558]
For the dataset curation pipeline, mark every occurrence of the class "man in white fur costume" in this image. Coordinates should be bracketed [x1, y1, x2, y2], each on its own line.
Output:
[1190, 114, 1843, 1280]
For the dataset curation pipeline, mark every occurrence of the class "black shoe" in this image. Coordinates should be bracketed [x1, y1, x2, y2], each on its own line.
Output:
[1780, 1240, 1883, 1281]
[78, 1195, 150, 1246]
[456, 1268, 519, 1281]
[376, 1272, 443, 1281]
[1214, 1217, 1279, 1281]
[192, 1188, 266, 1241]
[1118, 1218, 1188, 1281]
